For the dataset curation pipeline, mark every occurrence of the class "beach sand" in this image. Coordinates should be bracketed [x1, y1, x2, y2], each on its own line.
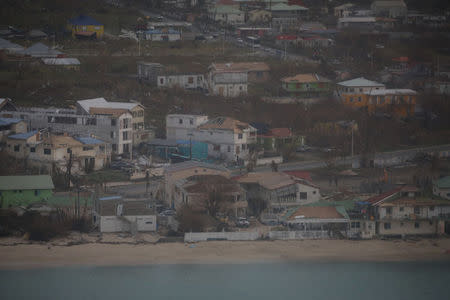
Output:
[1, 238, 450, 269]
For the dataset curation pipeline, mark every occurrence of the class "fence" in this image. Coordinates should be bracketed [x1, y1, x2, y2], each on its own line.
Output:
[184, 231, 260, 242]
[268, 230, 331, 240]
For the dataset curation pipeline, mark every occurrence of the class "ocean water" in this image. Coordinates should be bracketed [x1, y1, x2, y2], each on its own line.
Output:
[1, 262, 449, 300]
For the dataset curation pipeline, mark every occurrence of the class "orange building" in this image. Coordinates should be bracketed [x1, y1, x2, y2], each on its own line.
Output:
[336, 77, 416, 118]
[365, 89, 417, 117]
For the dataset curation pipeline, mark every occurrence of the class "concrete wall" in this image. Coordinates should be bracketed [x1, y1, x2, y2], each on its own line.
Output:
[166, 114, 208, 140]
[378, 220, 437, 236]
[268, 230, 330, 240]
[100, 215, 156, 232]
[184, 231, 259, 242]
[256, 156, 283, 166]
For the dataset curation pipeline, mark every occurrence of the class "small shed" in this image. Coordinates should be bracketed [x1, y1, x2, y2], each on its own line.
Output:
[97, 196, 157, 233]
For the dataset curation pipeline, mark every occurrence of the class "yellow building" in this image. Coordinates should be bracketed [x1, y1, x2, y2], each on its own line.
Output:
[68, 15, 104, 39]
[336, 77, 416, 118]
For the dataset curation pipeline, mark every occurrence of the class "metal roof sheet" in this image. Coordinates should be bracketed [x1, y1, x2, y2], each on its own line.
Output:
[0, 117, 23, 126]
[77, 98, 141, 113]
[74, 136, 105, 145]
[42, 58, 80, 65]
[0, 175, 54, 190]
[337, 77, 385, 87]
[8, 130, 37, 140]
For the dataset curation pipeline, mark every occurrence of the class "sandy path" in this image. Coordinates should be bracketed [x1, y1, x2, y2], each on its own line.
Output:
[1, 238, 450, 269]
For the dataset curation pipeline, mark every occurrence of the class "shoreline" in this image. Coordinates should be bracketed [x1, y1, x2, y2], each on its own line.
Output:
[1, 238, 450, 270]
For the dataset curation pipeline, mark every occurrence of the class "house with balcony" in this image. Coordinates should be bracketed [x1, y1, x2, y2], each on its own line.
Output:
[235, 171, 321, 215]
[368, 185, 450, 236]
[76, 98, 150, 146]
[281, 73, 332, 97]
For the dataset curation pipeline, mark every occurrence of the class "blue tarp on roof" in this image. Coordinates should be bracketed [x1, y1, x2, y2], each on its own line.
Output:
[69, 15, 103, 26]
[8, 130, 37, 140]
[0, 117, 22, 126]
[74, 136, 104, 145]
[99, 195, 122, 201]
[146, 29, 180, 34]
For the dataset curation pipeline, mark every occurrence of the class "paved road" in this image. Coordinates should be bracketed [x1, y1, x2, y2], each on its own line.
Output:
[232, 144, 450, 175]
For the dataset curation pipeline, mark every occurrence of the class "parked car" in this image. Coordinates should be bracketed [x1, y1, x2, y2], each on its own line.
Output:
[236, 217, 250, 228]
[159, 209, 175, 217]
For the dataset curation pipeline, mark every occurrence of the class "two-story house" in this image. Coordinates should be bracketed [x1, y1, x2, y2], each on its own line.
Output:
[369, 186, 450, 237]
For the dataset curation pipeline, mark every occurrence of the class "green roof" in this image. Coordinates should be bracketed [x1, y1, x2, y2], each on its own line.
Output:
[211, 5, 243, 14]
[270, 3, 308, 11]
[281, 203, 350, 221]
[435, 176, 450, 189]
[0, 175, 54, 190]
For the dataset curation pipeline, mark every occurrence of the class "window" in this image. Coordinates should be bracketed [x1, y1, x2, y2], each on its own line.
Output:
[414, 207, 420, 214]
[313, 191, 316, 194]
[227, 146, 231, 152]
[44, 148, 51, 155]
[239, 86, 243, 91]
[123, 131, 129, 140]
[189, 119, 193, 125]
[34, 190, 40, 196]
[384, 222, 391, 230]
[399, 207, 404, 212]
[14, 145, 20, 152]
[414, 222, 420, 228]
[242, 144, 246, 150]
[160, 78, 164, 85]
[179, 119, 183, 124]
[83, 146, 94, 151]
[188, 77, 194, 84]
[358, 97, 362, 102]
[110, 132, 115, 139]
[429, 206, 434, 211]
[111, 119, 117, 126]
[300, 192, 307, 199]
[213, 145, 220, 151]
[30, 147, 35, 153]
[386, 207, 392, 215]
[238, 133, 243, 139]
[351, 222, 360, 229]
[359, 88, 363, 92]
[349, 97, 353, 102]
[400, 222, 404, 226]
[67, 148, 71, 153]
[112, 144, 117, 151]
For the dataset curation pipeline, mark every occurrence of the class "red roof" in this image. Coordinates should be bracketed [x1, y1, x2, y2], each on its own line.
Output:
[367, 187, 402, 205]
[276, 35, 297, 40]
[284, 171, 312, 182]
[261, 128, 292, 138]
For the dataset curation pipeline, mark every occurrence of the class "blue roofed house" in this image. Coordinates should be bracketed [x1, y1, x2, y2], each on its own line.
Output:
[67, 15, 104, 39]
[0, 117, 27, 145]
[6, 131, 111, 174]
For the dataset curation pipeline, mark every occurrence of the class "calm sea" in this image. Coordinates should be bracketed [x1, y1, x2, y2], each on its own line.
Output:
[1, 262, 449, 300]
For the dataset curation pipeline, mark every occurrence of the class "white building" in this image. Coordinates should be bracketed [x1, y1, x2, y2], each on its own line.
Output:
[208, 63, 248, 97]
[157, 74, 206, 90]
[1, 107, 132, 155]
[335, 77, 386, 99]
[166, 114, 209, 140]
[166, 114, 257, 162]
[75, 98, 149, 146]
[209, 5, 245, 25]
[371, 1, 407, 18]
[97, 196, 157, 233]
